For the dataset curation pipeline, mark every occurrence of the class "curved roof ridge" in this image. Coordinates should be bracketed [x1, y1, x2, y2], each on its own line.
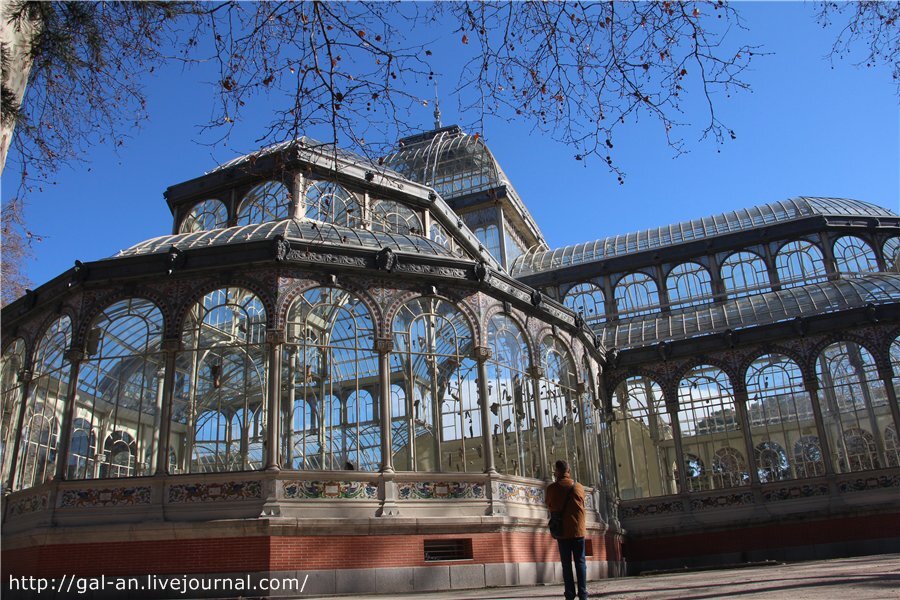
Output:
[600, 272, 900, 349]
[113, 218, 463, 260]
[511, 197, 897, 276]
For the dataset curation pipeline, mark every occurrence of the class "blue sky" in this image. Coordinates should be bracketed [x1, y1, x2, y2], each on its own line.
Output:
[4, 2, 898, 289]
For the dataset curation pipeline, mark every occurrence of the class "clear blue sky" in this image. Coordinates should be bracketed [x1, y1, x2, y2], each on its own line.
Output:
[4, 2, 898, 290]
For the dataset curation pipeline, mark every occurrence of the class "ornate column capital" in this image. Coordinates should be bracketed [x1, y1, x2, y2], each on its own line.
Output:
[17, 369, 32, 384]
[527, 366, 544, 380]
[65, 349, 84, 363]
[803, 376, 820, 394]
[472, 346, 492, 363]
[161, 338, 182, 353]
[266, 328, 286, 345]
[373, 338, 394, 354]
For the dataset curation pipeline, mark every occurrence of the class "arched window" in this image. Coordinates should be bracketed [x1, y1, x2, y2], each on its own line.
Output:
[179, 199, 228, 233]
[775, 240, 828, 288]
[816, 341, 888, 474]
[429, 222, 452, 252]
[100, 431, 136, 478]
[678, 454, 705, 491]
[892, 336, 900, 400]
[885, 424, 899, 467]
[677, 365, 747, 491]
[539, 336, 587, 481]
[721, 251, 769, 299]
[174, 288, 267, 474]
[614, 272, 659, 318]
[73, 298, 164, 480]
[612, 376, 675, 499]
[793, 436, 825, 478]
[666, 263, 713, 309]
[67, 418, 96, 480]
[392, 297, 481, 473]
[236, 180, 291, 225]
[833, 236, 878, 274]
[285, 287, 379, 471]
[712, 447, 747, 488]
[370, 199, 423, 236]
[563, 282, 606, 323]
[486, 314, 538, 478]
[745, 354, 817, 482]
[304, 181, 361, 228]
[1, 339, 26, 488]
[16, 315, 73, 490]
[883, 236, 900, 272]
[754, 441, 789, 483]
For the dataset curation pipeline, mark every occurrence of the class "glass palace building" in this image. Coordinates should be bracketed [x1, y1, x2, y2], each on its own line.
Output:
[2, 125, 898, 597]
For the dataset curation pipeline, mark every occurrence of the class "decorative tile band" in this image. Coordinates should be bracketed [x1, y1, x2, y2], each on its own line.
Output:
[59, 486, 152, 508]
[619, 499, 685, 519]
[690, 491, 755, 511]
[7, 492, 50, 517]
[762, 483, 829, 502]
[282, 480, 378, 500]
[167, 480, 262, 503]
[497, 482, 545, 505]
[838, 474, 900, 493]
[398, 481, 486, 500]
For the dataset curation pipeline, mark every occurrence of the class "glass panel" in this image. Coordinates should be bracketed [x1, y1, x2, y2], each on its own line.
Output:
[745, 354, 820, 481]
[370, 199, 423, 236]
[677, 365, 748, 491]
[173, 288, 267, 473]
[539, 337, 587, 482]
[391, 297, 481, 472]
[816, 341, 888, 473]
[612, 376, 675, 499]
[179, 199, 228, 233]
[882, 236, 900, 272]
[1, 339, 26, 488]
[833, 236, 879, 274]
[16, 316, 73, 490]
[486, 314, 538, 478]
[721, 251, 770, 299]
[775, 240, 828, 288]
[71, 298, 165, 479]
[563, 282, 606, 324]
[236, 180, 291, 225]
[614, 273, 659, 319]
[283, 287, 380, 471]
[305, 181, 361, 228]
[666, 262, 714, 309]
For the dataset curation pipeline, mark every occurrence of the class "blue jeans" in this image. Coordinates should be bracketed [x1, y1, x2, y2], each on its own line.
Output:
[557, 537, 587, 600]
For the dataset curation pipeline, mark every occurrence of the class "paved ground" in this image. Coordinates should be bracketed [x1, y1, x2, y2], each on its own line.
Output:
[337, 553, 900, 600]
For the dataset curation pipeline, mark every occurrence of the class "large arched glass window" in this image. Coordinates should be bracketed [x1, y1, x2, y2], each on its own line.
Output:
[816, 341, 888, 473]
[745, 354, 819, 481]
[563, 282, 606, 324]
[666, 263, 713, 309]
[721, 251, 769, 299]
[179, 199, 228, 233]
[173, 288, 267, 474]
[1, 339, 26, 488]
[833, 236, 879, 274]
[614, 272, 659, 319]
[775, 240, 828, 288]
[882, 236, 900, 272]
[305, 181, 361, 228]
[15, 316, 72, 490]
[539, 337, 587, 481]
[486, 314, 538, 478]
[612, 376, 675, 499]
[392, 297, 480, 473]
[677, 365, 747, 491]
[370, 199, 423, 236]
[284, 287, 379, 471]
[72, 298, 164, 480]
[236, 180, 291, 226]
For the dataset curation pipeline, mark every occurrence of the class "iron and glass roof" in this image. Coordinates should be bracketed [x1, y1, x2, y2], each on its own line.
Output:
[115, 218, 460, 259]
[511, 197, 898, 277]
[601, 272, 900, 349]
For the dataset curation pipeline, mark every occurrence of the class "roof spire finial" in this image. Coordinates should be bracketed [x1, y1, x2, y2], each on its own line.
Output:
[433, 80, 442, 129]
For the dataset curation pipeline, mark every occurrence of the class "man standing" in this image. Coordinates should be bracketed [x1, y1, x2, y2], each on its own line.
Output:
[545, 459, 588, 600]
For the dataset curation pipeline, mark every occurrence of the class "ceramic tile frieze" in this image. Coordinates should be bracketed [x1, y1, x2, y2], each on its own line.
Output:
[690, 491, 755, 511]
[762, 483, 829, 502]
[497, 482, 545, 505]
[59, 486, 152, 508]
[167, 480, 262, 503]
[619, 498, 685, 519]
[7, 492, 50, 517]
[282, 480, 378, 499]
[837, 473, 900, 493]
[397, 480, 486, 500]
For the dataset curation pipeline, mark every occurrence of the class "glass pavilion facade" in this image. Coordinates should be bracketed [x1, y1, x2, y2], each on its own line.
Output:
[2, 127, 899, 593]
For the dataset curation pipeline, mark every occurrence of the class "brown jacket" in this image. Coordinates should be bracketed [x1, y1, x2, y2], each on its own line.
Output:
[545, 476, 586, 539]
